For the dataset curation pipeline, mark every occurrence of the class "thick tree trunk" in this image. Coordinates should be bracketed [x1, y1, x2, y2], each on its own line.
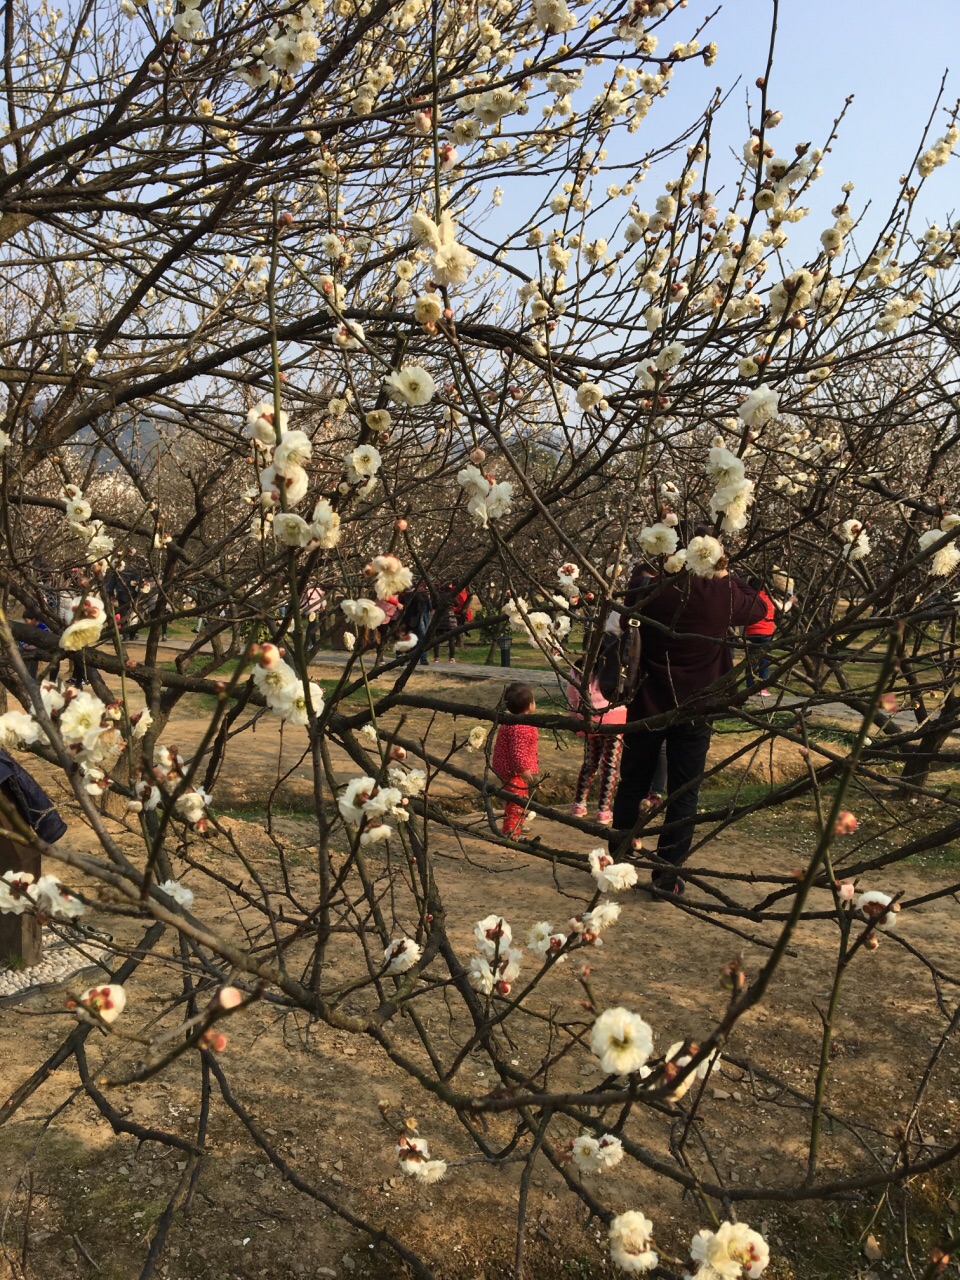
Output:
[0, 833, 41, 968]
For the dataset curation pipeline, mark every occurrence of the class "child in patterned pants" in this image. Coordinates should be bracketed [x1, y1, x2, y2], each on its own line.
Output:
[572, 732, 623, 825]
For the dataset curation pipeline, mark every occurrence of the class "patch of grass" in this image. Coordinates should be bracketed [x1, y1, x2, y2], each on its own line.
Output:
[219, 797, 326, 820]
[905, 843, 960, 868]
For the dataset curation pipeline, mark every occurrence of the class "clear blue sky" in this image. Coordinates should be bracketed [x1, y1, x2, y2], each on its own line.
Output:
[638, 0, 958, 242]
[482, 0, 957, 262]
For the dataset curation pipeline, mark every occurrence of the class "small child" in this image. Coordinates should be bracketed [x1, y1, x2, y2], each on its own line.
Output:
[492, 682, 538, 838]
[566, 627, 627, 826]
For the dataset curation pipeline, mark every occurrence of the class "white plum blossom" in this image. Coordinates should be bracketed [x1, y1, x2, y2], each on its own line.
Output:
[0, 870, 35, 915]
[918, 527, 960, 577]
[588, 847, 638, 893]
[857, 890, 899, 931]
[396, 1134, 446, 1183]
[272, 680, 324, 727]
[688, 1222, 770, 1279]
[0, 711, 41, 750]
[575, 382, 605, 411]
[368, 554, 414, 597]
[158, 879, 194, 909]
[456, 464, 513, 527]
[533, 0, 576, 32]
[527, 921, 566, 958]
[738, 384, 779, 428]
[474, 914, 512, 955]
[76, 984, 127, 1025]
[310, 498, 341, 547]
[338, 776, 378, 825]
[61, 596, 106, 650]
[590, 1007, 654, 1074]
[384, 937, 422, 973]
[344, 443, 382, 480]
[27, 874, 84, 919]
[608, 1211, 658, 1274]
[388, 767, 426, 797]
[639, 522, 678, 557]
[572, 1133, 624, 1174]
[247, 402, 288, 445]
[579, 900, 621, 935]
[467, 724, 488, 750]
[686, 536, 725, 577]
[273, 513, 313, 546]
[272, 430, 312, 475]
[384, 365, 435, 407]
[341, 598, 387, 629]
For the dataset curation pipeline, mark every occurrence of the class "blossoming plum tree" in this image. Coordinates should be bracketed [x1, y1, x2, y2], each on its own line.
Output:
[0, 0, 958, 1272]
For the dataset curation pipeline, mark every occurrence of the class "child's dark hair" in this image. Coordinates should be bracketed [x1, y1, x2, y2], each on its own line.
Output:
[503, 682, 534, 714]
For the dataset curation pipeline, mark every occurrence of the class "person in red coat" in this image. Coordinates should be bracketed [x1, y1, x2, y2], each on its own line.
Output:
[744, 580, 774, 694]
[492, 682, 539, 838]
[611, 557, 764, 894]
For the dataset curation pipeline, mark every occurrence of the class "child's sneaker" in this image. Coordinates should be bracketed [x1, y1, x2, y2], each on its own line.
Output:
[596, 808, 614, 826]
[571, 801, 587, 818]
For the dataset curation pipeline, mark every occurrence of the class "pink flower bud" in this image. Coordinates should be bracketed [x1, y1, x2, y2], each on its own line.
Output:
[469, 448, 486, 464]
[834, 811, 858, 835]
[837, 881, 855, 901]
[218, 986, 244, 1010]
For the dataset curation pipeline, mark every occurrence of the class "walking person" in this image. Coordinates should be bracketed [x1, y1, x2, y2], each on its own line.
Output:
[492, 682, 539, 839]
[400, 583, 432, 667]
[432, 584, 458, 663]
[566, 620, 627, 826]
[743, 577, 775, 695]
[611, 545, 764, 894]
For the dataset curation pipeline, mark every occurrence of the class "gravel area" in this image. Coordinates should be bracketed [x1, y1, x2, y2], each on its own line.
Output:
[0, 936, 113, 1000]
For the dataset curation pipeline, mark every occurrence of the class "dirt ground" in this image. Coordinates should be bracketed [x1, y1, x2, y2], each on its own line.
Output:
[0, 667, 958, 1280]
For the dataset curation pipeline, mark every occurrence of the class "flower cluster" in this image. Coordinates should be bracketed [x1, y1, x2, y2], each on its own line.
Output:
[0, 869, 84, 920]
[0, 683, 125, 779]
[568, 900, 621, 945]
[250, 644, 324, 727]
[839, 518, 871, 562]
[62, 484, 116, 573]
[338, 775, 410, 845]
[365, 554, 414, 598]
[706, 446, 755, 534]
[456, 463, 514, 528]
[588, 847, 638, 893]
[571, 1132, 624, 1174]
[233, 0, 324, 88]
[918, 515, 960, 577]
[60, 594, 108, 651]
[468, 913, 523, 995]
[395, 1132, 447, 1184]
[410, 208, 477, 290]
[606, 1213, 770, 1278]
[689, 1221, 770, 1278]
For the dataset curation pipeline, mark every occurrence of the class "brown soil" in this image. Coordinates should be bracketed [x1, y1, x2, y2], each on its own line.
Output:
[0, 672, 957, 1280]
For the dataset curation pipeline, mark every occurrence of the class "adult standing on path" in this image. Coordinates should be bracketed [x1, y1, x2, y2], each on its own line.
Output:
[611, 546, 764, 895]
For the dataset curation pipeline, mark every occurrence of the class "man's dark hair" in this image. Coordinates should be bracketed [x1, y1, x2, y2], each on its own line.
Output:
[503, 682, 534, 714]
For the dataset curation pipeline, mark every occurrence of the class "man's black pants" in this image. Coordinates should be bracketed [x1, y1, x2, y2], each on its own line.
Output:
[611, 721, 712, 885]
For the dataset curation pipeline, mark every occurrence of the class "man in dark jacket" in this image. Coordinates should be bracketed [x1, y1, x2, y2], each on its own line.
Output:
[612, 562, 764, 894]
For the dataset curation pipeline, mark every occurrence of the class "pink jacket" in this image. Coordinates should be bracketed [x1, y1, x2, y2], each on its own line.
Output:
[565, 670, 628, 728]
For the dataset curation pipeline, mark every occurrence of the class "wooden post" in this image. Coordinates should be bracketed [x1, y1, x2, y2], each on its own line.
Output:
[0, 831, 41, 968]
